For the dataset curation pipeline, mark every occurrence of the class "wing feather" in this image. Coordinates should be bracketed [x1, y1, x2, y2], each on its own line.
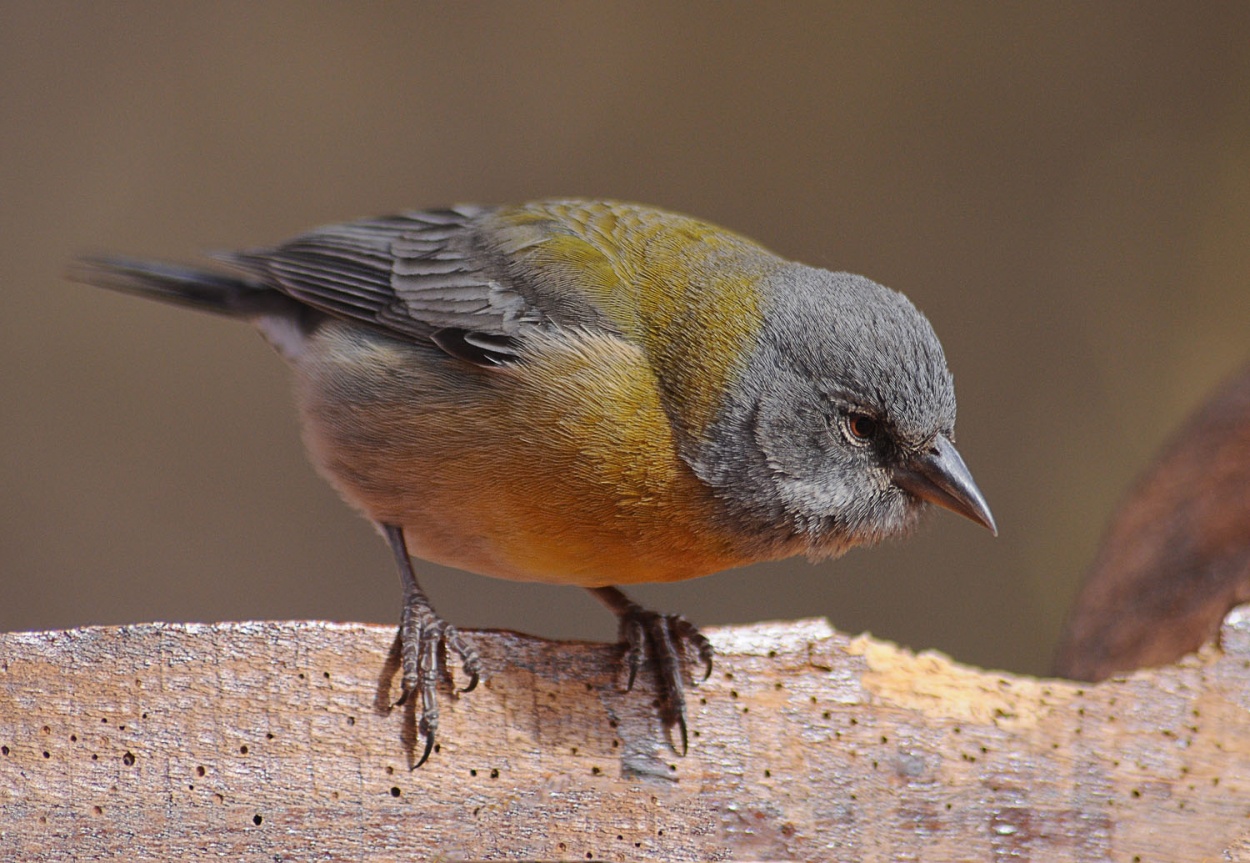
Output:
[217, 206, 540, 348]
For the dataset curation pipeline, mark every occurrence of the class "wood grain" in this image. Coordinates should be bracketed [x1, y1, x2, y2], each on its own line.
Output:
[3, 614, 1250, 861]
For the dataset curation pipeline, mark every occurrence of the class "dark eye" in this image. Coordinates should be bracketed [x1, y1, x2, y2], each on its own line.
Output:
[842, 412, 880, 445]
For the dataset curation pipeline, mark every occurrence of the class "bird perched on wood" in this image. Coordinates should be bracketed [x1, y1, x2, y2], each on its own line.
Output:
[71, 199, 995, 766]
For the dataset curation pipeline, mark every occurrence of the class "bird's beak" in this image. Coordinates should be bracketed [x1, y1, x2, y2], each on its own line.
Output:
[892, 435, 997, 535]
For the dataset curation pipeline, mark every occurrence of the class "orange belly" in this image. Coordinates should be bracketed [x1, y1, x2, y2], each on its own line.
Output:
[293, 323, 758, 586]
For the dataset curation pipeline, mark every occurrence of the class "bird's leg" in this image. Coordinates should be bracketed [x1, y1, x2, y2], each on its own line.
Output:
[588, 586, 714, 756]
[382, 523, 480, 768]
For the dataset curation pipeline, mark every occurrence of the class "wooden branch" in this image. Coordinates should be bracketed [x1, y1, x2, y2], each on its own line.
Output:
[1055, 360, 1250, 682]
[4, 614, 1250, 861]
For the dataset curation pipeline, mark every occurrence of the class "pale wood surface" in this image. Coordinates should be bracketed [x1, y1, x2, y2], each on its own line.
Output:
[3, 613, 1250, 862]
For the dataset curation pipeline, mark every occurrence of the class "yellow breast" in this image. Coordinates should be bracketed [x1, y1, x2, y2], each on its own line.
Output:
[484, 200, 776, 441]
[295, 323, 756, 587]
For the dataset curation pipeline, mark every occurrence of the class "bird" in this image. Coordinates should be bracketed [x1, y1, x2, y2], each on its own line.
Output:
[1054, 361, 1250, 682]
[70, 199, 996, 766]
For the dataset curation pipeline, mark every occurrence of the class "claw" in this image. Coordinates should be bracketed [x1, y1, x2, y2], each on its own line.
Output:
[413, 715, 436, 770]
[382, 523, 482, 769]
[668, 713, 689, 758]
[623, 615, 646, 691]
[446, 626, 482, 693]
[590, 586, 714, 756]
[680, 620, 714, 682]
[394, 608, 480, 768]
[698, 652, 713, 683]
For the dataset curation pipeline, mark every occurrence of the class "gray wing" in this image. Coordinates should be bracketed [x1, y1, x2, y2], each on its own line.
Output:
[217, 206, 544, 362]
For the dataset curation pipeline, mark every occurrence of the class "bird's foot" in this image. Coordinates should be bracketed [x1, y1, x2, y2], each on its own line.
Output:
[395, 593, 481, 769]
[592, 587, 713, 756]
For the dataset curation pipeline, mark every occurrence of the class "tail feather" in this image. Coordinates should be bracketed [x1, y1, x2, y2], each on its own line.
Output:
[68, 255, 290, 319]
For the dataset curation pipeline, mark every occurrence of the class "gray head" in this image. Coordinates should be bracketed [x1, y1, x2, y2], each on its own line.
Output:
[691, 264, 994, 561]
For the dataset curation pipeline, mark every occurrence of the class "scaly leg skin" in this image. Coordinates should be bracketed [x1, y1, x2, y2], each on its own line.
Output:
[382, 523, 481, 769]
[589, 586, 714, 756]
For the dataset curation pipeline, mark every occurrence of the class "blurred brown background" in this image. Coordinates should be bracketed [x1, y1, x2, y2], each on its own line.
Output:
[3, 3, 1249, 677]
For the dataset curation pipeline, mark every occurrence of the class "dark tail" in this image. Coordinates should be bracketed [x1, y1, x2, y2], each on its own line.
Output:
[68, 255, 290, 319]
